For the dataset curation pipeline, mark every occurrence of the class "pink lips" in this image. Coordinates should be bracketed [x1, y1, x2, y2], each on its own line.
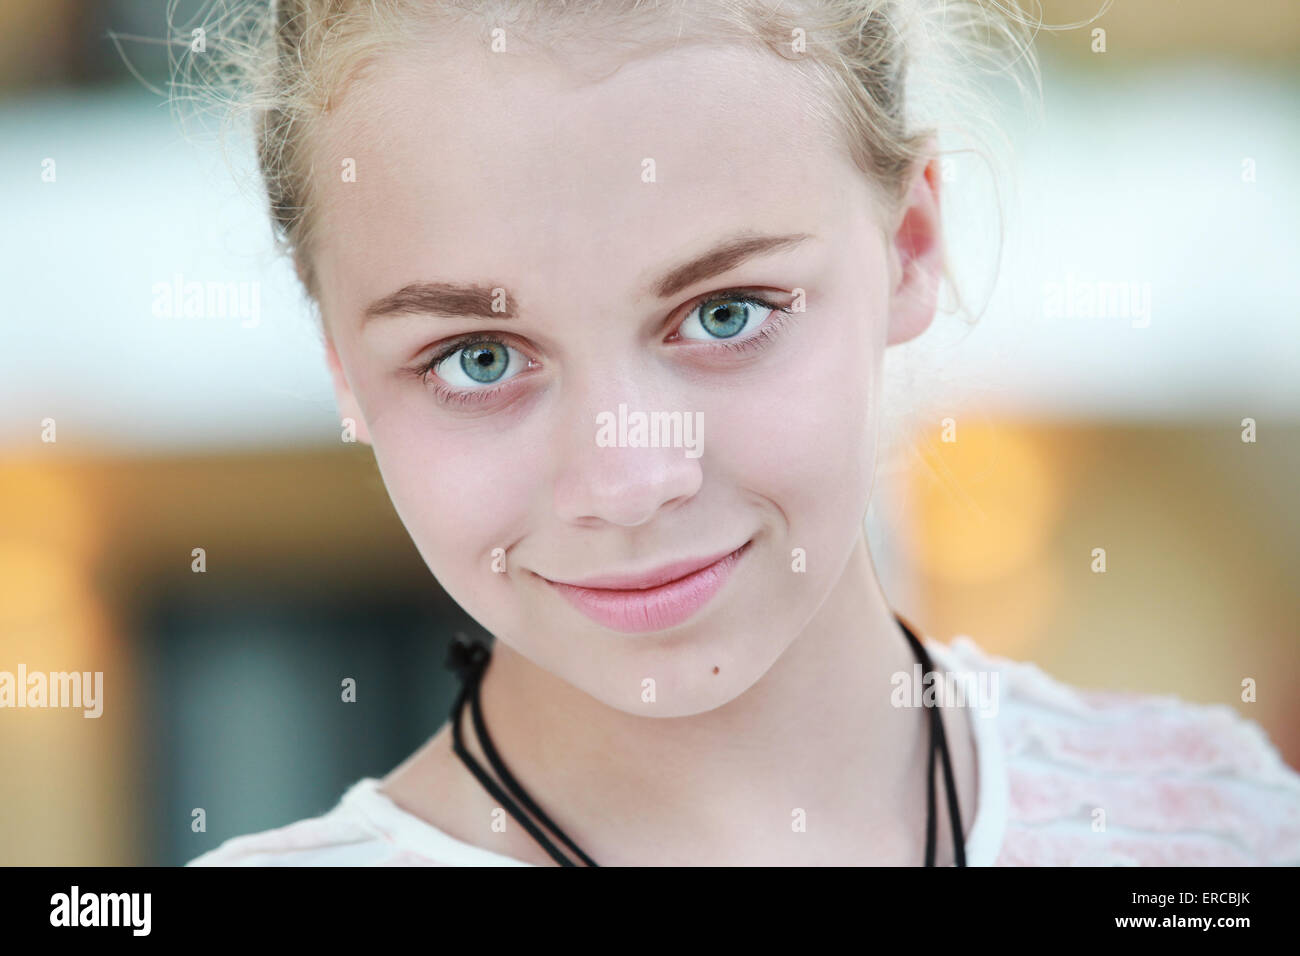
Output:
[540, 540, 751, 634]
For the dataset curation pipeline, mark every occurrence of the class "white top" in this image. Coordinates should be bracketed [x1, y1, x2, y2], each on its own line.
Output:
[186, 636, 1300, 866]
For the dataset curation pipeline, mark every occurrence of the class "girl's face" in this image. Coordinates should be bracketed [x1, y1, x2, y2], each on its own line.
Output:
[316, 32, 932, 717]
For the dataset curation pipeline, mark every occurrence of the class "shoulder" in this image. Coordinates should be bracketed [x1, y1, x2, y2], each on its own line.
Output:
[184, 779, 448, 867]
[931, 636, 1300, 866]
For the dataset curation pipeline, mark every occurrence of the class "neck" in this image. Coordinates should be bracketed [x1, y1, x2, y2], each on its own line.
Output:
[477, 533, 950, 865]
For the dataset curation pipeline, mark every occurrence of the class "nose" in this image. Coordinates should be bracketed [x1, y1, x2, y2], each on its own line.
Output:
[552, 383, 704, 528]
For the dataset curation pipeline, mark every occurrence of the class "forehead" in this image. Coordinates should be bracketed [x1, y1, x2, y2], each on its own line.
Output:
[313, 29, 867, 317]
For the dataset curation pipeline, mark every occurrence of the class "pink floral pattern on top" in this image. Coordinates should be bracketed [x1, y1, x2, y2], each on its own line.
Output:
[937, 638, 1300, 866]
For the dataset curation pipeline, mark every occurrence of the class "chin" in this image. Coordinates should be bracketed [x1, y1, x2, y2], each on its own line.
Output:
[574, 626, 779, 719]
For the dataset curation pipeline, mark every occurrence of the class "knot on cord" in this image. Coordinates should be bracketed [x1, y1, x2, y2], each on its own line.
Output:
[445, 634, 491, 683]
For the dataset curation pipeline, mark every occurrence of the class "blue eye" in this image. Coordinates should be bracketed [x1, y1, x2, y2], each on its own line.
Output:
[678, 294, 781, 342]
[433, 340, 528, 388]
[412, 289, 795, 406]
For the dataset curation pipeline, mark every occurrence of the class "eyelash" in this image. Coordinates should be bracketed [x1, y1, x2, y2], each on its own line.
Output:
[406, 290, 796, 409]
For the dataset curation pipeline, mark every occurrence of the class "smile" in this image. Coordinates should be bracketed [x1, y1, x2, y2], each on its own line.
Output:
[538, 539, 752, 634]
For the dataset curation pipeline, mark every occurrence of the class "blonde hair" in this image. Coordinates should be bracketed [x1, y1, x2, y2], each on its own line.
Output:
[168, 0, 1053, 316]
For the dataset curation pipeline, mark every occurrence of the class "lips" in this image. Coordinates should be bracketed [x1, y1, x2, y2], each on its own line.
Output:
[539, 540, 752, 634]
[546, 545, 744, 591]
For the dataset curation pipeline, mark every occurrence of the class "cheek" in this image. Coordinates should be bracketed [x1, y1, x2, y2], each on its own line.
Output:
[706, 307, 880, 518]
[366, 396, 538, 584]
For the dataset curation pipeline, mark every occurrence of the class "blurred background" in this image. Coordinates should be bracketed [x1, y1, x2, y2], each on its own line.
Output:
[0, 0, 1296, 864]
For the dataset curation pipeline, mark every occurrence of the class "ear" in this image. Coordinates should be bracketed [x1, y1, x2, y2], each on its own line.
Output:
[324, 333, 373, 446]
[885, 149, 944, 346]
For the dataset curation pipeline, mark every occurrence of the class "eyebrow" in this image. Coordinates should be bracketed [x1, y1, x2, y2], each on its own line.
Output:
[360, 231, 814, 324]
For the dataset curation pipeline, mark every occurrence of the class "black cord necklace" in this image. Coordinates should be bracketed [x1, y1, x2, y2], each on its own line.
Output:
[445, 612, 965, 866]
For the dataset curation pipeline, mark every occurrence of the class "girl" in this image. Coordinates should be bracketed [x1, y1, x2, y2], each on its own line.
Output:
[185, 0, 1300, 866]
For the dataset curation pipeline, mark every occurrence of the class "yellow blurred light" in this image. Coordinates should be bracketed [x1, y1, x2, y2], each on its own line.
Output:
[0, 462, 100, 559]
[904, 422, 1061, 581]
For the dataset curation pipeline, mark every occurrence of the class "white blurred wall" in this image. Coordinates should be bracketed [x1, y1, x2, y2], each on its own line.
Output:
[2, 64, 1297, 454]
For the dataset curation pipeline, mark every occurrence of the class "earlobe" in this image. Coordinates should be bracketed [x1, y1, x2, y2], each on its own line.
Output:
[885, 151, 944, 346]
[324, 336, 373, 446]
